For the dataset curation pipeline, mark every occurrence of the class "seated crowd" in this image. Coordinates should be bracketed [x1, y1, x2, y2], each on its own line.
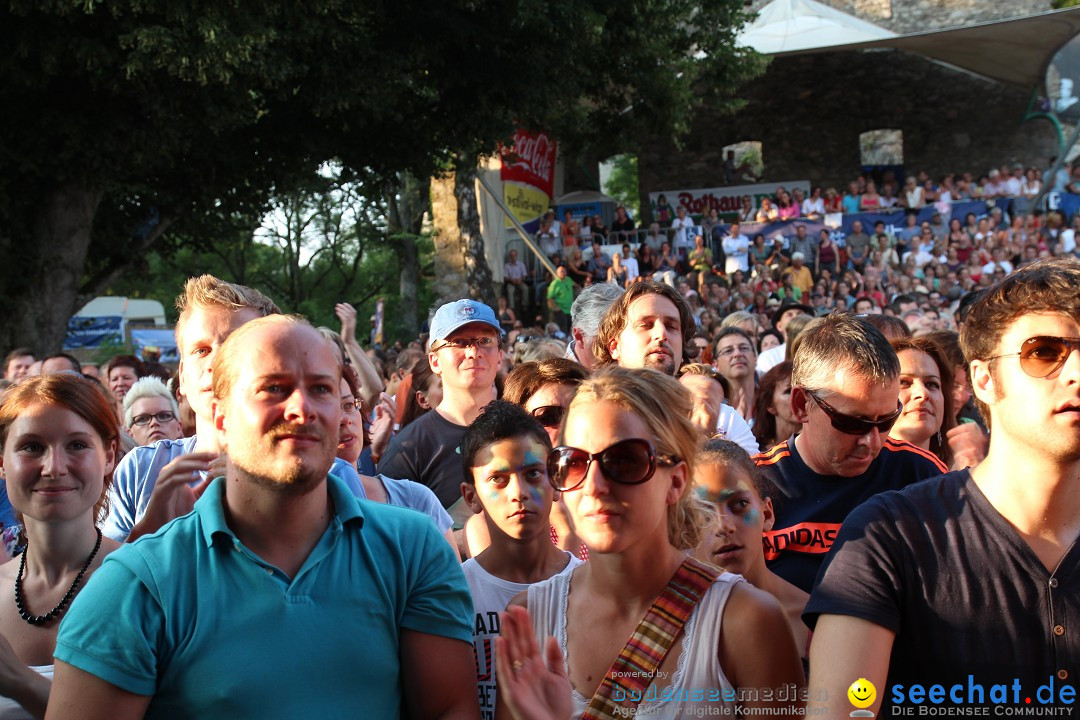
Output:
[0, 209, 1077, 716]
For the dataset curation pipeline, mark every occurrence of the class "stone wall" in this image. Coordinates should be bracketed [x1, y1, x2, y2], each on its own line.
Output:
[637, 50, 1059, 221]
[747, 0, 1052, 34]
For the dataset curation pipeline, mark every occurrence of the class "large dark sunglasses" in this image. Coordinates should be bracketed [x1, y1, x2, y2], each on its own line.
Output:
[530, 405, 565, 429]
[988, 336, 1080, 379]
[547, 439, 678, 492]
[805, 389, 902, 436]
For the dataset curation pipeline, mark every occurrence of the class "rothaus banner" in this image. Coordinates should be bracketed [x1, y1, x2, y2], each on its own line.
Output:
[499, 129, 557, 228]
[649, 180, 812, 224]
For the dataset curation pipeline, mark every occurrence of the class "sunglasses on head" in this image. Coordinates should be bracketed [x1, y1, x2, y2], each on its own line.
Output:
[988, 336, 1080, 379]
[804, 389, 902, 436]
[530, 405, 565, 429]
[547, 439, 678, 492]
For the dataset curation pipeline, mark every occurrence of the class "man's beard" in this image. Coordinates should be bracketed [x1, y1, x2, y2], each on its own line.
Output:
[231, 423, 334, 496]
[642, 350, 677, 376]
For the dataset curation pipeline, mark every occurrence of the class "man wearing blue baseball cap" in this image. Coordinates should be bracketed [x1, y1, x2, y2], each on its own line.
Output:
[379, 299, 504, 510]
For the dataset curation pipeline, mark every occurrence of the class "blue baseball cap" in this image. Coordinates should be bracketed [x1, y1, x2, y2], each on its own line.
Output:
[428, 299, 504, 350]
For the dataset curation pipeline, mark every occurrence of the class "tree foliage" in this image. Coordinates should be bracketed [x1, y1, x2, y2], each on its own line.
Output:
[0, 0, 762, 352]
[603, 154, 641, 219]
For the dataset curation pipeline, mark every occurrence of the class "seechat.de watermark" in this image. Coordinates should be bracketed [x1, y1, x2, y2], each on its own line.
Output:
[887, 676, 1076, 717]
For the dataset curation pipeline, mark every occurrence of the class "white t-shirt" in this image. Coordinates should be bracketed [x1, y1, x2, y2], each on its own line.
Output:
[464, 552, 583, 720]
[801, 197, 825, 216]
[671, 216, 695, 249]
[622, 256, 640, 282]
[1061, 229, 1077, 254]
[722, 233, 750, 273]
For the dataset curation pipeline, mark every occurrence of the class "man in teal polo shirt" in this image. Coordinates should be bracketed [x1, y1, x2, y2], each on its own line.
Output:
[49, 315, 478, 719]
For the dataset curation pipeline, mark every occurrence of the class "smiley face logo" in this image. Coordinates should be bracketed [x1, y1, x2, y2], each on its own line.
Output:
[848, 678, 877, 709]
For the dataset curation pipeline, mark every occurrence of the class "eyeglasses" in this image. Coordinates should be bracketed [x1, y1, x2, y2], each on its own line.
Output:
[530, 405, 565, 429]
[804, 389, 902, 436]
[716, 344, 753, 358]
[341, 399, 361, 415]
[131, 411, 177, 427]
[547, 439, 678, 492]
[987, 336, 1080, 378]
[431, 336, 499, 352]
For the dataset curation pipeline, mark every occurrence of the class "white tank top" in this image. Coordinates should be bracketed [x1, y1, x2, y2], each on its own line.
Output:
[527, 569, 742, 720]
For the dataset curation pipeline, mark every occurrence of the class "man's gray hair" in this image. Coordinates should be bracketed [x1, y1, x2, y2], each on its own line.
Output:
[123, 376, 180, 428]
[791, 313, 899, 395]
[570, 282, 624, 338]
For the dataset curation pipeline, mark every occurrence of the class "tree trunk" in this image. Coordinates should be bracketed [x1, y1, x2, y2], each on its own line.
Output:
[387, 173, 428, 337]
[454, 165, 497, 308]
[429, 172, 469, 303]
[0, 182, 103, 354]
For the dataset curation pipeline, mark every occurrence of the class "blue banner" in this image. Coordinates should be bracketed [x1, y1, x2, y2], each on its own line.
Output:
[717, 200, 1011, 248]
[130, 328, 179, 364]
[64, 316, 122, 349]
[1054, 192, 1080, 220]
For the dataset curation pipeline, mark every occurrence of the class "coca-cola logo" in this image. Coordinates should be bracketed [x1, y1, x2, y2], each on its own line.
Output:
[501, 130, 555, 185]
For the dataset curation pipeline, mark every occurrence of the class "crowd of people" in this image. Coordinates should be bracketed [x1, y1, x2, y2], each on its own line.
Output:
[0, 197, 1077, 717]
[509, 163, 1080, 351]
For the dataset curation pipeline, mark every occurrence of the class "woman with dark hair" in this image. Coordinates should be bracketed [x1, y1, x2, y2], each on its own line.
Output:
[0, 375, 123, 718]
[750, 234, 771, 267]
[752, 361, 799, 451]
[637, 244, 657, 278]
[887, 336, 957, 469]
[817, 232, 840, 277]
[399, 359, 442, 430]
[776, 191, 799, 221]
[566, 247, 590, 288]
[758, 328, 783, 354]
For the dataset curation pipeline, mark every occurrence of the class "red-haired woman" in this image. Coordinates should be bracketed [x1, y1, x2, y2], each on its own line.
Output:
[0, 375, 122, 718]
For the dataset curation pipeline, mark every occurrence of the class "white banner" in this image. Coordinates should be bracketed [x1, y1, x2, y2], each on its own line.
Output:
[648, 179, 811, 222]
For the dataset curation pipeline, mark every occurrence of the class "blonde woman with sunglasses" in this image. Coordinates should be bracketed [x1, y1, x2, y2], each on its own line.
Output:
[495, 366, 803, 720]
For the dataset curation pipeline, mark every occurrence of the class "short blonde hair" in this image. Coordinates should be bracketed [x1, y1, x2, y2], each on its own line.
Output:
[566, 366, 709, 550]
[175, 275, 279, 352]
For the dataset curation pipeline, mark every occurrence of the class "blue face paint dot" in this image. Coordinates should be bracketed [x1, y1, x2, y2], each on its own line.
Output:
[488, 490, 500, 501]
[743, 508, 760, 527]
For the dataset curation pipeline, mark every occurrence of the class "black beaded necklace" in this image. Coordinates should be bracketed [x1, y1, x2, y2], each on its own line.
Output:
[14, 528, 102, 626]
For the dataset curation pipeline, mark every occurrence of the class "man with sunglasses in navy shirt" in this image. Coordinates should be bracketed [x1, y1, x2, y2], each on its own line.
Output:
[806, 257, 1080, 715]
[753, 313, 947, 593]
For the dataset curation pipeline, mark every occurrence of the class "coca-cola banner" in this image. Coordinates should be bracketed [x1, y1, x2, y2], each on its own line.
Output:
[499, 129, 557, 197]
[649, 179, 811, 223]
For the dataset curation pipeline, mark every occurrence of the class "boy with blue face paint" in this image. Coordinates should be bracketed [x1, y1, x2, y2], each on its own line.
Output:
[459, 401, 582, 720]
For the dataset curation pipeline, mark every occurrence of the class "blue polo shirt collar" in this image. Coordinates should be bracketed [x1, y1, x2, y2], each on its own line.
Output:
[196, 473, 366, 549]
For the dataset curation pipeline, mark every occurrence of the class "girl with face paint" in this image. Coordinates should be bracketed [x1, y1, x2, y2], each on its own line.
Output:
[693, 439, 810, 665]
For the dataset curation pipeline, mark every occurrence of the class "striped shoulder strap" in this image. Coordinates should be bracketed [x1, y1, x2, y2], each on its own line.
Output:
[581, 556, 720, 720]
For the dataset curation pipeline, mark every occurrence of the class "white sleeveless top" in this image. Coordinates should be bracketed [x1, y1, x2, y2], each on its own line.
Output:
[527, 568, 742, 720]
[0, 665, 52, 719]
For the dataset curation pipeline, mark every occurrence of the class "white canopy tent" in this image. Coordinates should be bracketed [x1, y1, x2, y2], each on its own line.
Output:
[737, 1, 1080, 89]
[738, 0, 895, 55]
